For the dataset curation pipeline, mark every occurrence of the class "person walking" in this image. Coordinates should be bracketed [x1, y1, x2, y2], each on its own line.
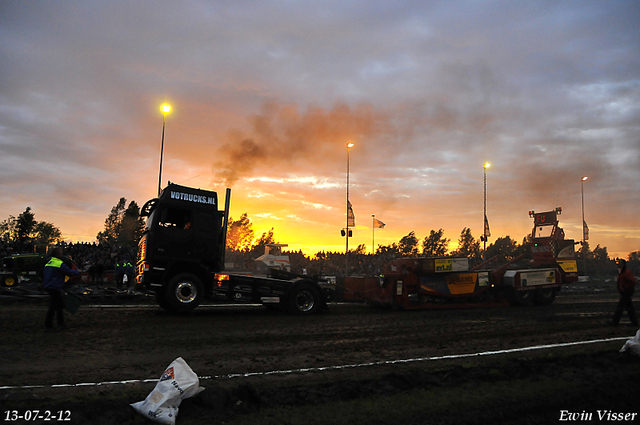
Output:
[612, 259, 638, 327]
[124, 258, 134, 288]
[115, 259, 124, 289]
[43, 247, 79, 332]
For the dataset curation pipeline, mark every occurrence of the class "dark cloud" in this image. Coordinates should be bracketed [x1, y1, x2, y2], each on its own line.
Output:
[0, 0, 638, 255]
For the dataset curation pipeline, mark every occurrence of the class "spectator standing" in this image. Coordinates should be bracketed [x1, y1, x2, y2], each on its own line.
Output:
[115, 259, 125, 289]
[124, 258, 134, 288]
[612, 259, 638, 327]
[43, 247, 79, 331]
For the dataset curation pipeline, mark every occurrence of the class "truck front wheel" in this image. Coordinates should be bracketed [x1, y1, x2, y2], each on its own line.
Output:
[288, 283, 321, 315]
[164, 273, 204, 314]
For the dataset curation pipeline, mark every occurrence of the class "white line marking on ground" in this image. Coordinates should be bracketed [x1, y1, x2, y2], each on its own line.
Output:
[0, 335, 632, 391]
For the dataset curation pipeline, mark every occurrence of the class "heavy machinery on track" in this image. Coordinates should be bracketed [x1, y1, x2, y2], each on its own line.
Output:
[0, 254, 46, 287]
[344, 207, 578, 308]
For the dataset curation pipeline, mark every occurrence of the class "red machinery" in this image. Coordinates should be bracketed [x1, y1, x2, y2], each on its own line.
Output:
[343, 208, 578, 309]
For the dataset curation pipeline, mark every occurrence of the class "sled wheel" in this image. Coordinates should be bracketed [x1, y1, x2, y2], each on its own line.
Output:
[288, 283, 321, 315]
[164, 273, 203, 314]
[3, 275, 16, 287]
[534, 288, 557, 305]
[512, 290, 534, 306]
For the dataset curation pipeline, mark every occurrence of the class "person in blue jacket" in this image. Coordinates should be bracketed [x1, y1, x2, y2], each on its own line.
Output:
[43, 247, 79, 331]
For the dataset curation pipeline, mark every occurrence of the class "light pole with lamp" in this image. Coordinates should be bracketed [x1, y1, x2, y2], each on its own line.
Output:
[481, 162, 491, 256]
[157, 103, 171, 196]
[581, 176, 588, 276]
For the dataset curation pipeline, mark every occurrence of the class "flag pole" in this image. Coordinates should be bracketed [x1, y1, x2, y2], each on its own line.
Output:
[372, 215, 375, 254]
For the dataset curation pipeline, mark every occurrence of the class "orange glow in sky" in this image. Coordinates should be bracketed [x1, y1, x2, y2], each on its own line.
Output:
[1, 2, 638, 260]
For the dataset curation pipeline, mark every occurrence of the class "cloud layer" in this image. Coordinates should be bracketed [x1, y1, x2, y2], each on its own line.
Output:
[1, 1, 638, 257]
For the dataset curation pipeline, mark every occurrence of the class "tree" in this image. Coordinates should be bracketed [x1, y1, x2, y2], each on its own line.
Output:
[628, 250, 640, 276]
[33, 221, 63, 245]
[485, 236, 519, 262]
[376, 243, 399, 257]
[398, 231, 419, 257]
[96, 198, 144, 247]
[0, 215, 17, 242]
[451, 227, 480, 259]
[16, 207, 36, 243]
[249, 228, 276, 258]
[253, 228, 275, 249]
[422, 228, 450, 257]
[97, 198, 127, 243]
[592, 244, 616, 276]
[0, 208, 62, 247]
[352, 244, 367, 255]
[119, 201, 144, 245]
[226, 213, 255, 252]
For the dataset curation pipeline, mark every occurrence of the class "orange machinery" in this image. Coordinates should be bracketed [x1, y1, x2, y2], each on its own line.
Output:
[343, 208, 578, 309]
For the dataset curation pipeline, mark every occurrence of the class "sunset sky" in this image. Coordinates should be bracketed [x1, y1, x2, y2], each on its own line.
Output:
[1, 1, 639, 258]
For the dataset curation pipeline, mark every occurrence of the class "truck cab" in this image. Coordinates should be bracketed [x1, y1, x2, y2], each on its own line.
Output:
[136, 183, 327, 315]
[136, 183, 229, 312]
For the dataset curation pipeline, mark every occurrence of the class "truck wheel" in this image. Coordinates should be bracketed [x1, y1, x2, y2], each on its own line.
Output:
[512, 290, 533, 306]
[534, 288, 557, 305]
[165, 273, 203, 313]
[288, 283, 321, 315]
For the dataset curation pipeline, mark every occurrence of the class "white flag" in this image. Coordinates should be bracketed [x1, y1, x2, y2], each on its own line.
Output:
[484, 214, 491, 238]
[348, 201, 355, 227]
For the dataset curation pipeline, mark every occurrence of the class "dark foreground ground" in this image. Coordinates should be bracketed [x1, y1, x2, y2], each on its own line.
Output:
[1, 281, 639, 424]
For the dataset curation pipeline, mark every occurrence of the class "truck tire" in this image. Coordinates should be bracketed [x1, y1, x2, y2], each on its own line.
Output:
[164, 273, 204, 314]
[288, 283, 321, 315]
[534, 288, 557, 305]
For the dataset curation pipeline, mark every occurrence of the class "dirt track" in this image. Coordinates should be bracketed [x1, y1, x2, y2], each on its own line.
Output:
[2, 282, 639, 424]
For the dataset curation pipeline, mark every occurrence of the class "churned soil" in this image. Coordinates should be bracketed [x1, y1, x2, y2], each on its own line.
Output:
[1, 282, 639, 424]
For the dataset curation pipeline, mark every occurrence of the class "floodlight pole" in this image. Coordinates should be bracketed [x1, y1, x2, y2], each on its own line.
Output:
[158, 104, 171, 196]
[345, 143, 353, 277]
[581, 176, 588, 276]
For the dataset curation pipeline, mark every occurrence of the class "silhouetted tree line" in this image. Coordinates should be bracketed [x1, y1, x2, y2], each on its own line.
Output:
[225, 216, 639, 279]
[2, 204, 638, 279]
[0, 200, 142, 273]
[0, 207, 63, 250]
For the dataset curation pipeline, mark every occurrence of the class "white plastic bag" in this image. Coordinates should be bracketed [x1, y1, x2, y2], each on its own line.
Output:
[131, 357, 205, 425]
[619, 329, 640, 357]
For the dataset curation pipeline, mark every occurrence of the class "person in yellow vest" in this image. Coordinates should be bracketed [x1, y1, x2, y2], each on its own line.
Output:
[43, 247, 79, 331]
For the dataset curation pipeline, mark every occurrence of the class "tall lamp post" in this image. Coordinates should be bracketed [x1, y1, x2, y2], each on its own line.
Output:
[345, 142, 354, 276]
[581, 176, 588, 276]
[157, 103, 172, 196]
[482, 162, 491, 255]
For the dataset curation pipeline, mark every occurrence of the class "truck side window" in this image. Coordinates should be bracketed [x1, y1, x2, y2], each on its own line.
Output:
[195, 211, 215, 234]
[158, 207, 191, 230]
